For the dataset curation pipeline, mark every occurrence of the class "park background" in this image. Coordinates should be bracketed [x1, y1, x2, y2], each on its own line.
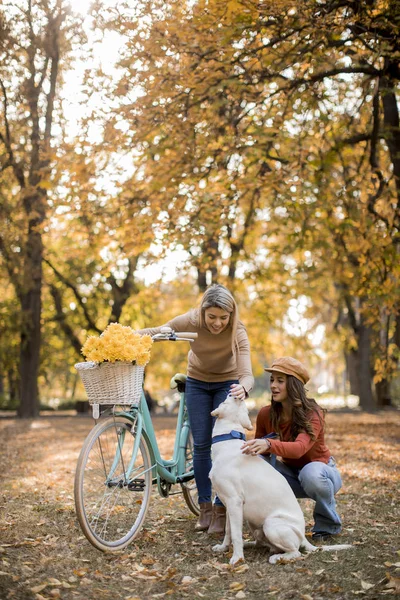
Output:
[0, 3, 400, 599]
[1, 0, 400, 417]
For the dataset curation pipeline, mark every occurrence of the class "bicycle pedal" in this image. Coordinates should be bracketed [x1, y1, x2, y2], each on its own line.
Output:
[128, 479, 146, 491]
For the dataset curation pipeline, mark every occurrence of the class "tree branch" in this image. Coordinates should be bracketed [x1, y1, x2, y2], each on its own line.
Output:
[44, 258, 101, 333]
[107, 256, 139, 323]
[0, 79, 25, 187]
[49, 283, 83, 357]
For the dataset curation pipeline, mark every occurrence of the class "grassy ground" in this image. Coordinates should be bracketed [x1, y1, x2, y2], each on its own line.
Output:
[0, 410, 399, 600]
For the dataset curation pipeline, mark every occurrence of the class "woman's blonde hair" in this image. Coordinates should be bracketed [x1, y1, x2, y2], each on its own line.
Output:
[197, 284, 239, 352]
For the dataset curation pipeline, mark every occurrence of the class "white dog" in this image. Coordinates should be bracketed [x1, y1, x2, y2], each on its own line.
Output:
[209, 394, 351, 565]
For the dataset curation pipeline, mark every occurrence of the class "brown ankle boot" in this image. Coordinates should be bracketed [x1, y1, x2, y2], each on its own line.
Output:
[207, 505, 226, 536]
[195, 502, 212, 531]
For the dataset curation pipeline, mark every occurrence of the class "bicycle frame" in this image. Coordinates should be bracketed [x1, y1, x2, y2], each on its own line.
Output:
[110, 384, 194, 493]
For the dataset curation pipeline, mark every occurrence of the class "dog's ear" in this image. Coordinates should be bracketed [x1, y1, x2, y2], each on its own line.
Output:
[211, 406, 220, 417]
[242, 415, 254, 431]
[238, 402, 253, 430]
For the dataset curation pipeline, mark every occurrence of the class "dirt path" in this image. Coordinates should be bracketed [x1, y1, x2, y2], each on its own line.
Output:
[0, 411, 399, 600]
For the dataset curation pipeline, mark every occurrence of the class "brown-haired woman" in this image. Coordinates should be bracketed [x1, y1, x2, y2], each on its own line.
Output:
[241, 357, 343, 540]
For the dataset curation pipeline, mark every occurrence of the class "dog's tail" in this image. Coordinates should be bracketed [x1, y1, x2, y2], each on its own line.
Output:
[302, 539, 352, 554]
[319, 543, 352, 552]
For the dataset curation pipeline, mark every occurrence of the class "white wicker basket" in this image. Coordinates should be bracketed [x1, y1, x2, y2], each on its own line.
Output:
[75, 361, 145, 406]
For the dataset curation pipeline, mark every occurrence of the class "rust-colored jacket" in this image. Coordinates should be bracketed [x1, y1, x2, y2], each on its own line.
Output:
[255, 405, 331, 468]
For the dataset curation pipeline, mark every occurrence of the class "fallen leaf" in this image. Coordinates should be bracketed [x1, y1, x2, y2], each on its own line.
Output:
[233, 563, 249, 573]
[385, 573, 400, 593]
[360, 581, 374, 591]
[135, 573, 158, 581]
[230, 582, 245, 591]
[31, 583, 48, 594]
[181, 576, 197, 585]
[73, 569, 88, 577]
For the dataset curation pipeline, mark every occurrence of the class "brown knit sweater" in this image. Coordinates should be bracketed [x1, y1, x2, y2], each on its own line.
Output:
[137, 310, 254, 394]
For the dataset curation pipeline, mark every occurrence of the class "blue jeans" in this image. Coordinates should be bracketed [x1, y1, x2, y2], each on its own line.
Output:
[185, 377, 238, 505]
[264, 456, 343, 534]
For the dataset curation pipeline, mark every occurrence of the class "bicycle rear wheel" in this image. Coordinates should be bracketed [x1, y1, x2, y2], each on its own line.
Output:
[181, 430, 199, 515]
[74, 415, 152, 551]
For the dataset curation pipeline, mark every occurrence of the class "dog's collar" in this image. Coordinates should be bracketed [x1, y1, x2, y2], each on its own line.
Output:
[211, 430, 246, 444]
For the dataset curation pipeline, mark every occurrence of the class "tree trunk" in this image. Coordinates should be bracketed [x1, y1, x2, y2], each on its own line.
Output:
[356, 323, 375, 411]
[197, 269, 207, 292]
[345, 350, 360, 396]
[17, 249, 43, 416]
[380, 69, 400, 206]
[17, 193, 45, 418]
[375, 379, 392, 407]
[8, 369, 18, 403]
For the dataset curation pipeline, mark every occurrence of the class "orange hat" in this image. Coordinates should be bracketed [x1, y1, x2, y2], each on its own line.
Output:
[264, 357, 310, 385]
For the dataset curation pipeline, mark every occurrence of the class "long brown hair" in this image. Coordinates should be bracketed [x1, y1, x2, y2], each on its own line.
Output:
[270, 375, 325, 441]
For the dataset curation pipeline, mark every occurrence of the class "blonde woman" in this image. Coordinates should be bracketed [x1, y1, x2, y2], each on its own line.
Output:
[137, 284, 254, 534]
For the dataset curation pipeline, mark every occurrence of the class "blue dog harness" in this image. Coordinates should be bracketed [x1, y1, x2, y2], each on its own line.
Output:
[211, 430, 246, 444]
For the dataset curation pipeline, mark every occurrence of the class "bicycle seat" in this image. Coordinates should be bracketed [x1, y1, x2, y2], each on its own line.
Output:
[170, 373, 187, 393]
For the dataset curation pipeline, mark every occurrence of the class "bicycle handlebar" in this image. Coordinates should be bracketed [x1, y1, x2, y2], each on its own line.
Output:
[151, 330, 198, 343]
[175, 332, 198, 340]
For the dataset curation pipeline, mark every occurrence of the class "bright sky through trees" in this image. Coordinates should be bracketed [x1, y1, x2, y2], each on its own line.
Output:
[63, 0, 191, 286]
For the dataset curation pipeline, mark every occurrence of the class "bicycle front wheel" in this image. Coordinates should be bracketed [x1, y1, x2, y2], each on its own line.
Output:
[74, 415, 152, 551]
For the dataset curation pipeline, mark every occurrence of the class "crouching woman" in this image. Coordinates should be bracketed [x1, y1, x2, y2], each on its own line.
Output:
[242, 357, 343, 540]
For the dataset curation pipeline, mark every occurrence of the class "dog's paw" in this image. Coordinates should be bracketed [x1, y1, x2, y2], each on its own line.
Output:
[212, 543, 228, 553]
[269, 550, 301, 565]
[230, 554, 245, 565]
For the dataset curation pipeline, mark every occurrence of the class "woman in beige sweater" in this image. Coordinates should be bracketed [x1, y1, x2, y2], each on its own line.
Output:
[138, 284, 254, 534]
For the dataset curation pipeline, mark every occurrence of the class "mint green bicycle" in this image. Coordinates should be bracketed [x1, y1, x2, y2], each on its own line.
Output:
[74, 329, 199, 552]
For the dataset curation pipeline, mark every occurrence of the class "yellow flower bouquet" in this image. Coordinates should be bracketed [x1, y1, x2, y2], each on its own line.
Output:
[75, 323, 153, 407]
[81, 323, 153, 366]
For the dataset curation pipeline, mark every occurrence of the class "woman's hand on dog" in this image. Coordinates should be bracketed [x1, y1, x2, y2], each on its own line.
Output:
[230, 383, 246, 400]
[241, 438, 271, 455]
